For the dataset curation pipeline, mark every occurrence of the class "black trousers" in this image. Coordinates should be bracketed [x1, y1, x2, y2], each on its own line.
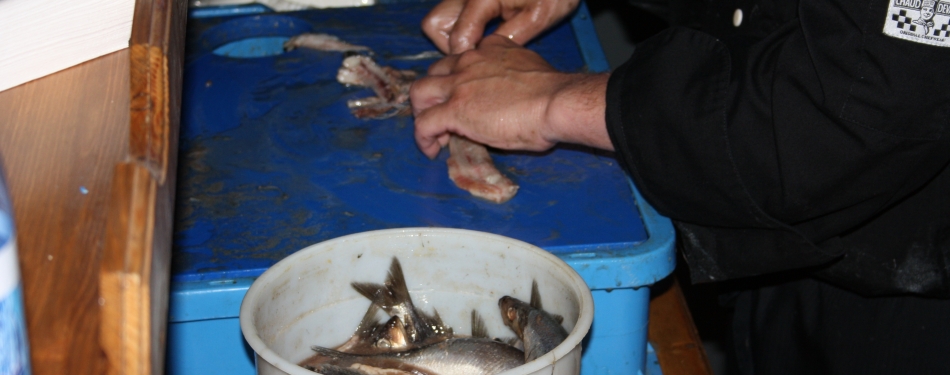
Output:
[731, 277, 950, 374]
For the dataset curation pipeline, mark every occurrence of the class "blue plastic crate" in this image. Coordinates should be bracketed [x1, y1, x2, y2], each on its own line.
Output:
[168, 2, 675, 374]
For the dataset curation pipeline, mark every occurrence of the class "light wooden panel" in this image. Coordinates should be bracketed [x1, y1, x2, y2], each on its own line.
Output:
[98, 0, 187, 374]
[648, 278, 715, 375]
[0, 50, 130, 375]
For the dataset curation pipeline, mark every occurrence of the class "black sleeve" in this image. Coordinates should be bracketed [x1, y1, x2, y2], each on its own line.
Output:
[605, 0, 950, 291]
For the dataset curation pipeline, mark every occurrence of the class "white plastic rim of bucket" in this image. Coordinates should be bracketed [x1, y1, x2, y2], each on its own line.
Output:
[239, 227, 595, 375]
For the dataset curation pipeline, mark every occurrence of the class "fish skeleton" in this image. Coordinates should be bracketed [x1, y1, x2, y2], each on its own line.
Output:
[286, 34, 414, 119]
[498, 281, 568, 362]
[302, 338, 525, 375]
[351, 258, 453, 350]
[337, 54, 416, 107]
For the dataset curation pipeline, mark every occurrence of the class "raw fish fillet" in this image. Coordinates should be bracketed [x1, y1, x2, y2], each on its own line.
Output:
[284, 33, 370, 53]
[447, 135, 519, 203]
[289, 33, 519, 203]
[335, 55, 519, 203]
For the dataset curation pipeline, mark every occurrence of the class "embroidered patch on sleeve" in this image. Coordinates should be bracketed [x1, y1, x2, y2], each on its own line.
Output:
[883, 0, 950, 46]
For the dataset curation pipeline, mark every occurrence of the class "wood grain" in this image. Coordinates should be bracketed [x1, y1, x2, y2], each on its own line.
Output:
[0, 50, 130, 375]
[98, 0, 186, 374]
[101, 163, 157, 375]
[648, 277, 715, 375]
[129, 0, 188, 184]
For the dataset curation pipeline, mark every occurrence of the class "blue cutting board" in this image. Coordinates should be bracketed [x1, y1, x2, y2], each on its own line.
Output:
[173, 1, 648, 282]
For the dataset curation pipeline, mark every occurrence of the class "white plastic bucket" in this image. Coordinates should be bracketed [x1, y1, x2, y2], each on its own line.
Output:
[240, 227, 594, 375]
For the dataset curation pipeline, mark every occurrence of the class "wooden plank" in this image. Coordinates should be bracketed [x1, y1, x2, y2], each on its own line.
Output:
[0, 50, 130, 375]
[98, 0, 186, 374]
[648, 277, 714, 375]
[129, 0, 187, 184]
[100, 163, 157, 375]
[100, 161, 177, 375]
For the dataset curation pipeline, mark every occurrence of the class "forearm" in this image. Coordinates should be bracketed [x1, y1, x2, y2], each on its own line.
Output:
[544, 73, 613, 151]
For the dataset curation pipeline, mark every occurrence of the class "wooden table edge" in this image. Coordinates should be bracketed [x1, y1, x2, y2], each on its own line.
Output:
[648, 277, 715, 375]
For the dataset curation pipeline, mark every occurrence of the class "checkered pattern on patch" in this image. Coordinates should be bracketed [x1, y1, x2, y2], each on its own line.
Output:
[892, 10, 918, 31]
[935, 23, 950, 37]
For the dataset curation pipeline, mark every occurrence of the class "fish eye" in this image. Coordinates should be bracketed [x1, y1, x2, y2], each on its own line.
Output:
[375, 339, 392, 348]
[507, 307, 518, 321]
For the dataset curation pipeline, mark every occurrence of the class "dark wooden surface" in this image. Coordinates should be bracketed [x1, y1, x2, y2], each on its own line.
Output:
[648, 277, 715, 375]
[0, 50, 130, 375]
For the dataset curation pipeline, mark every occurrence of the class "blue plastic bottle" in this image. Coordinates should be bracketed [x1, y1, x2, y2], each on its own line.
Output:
[0, 170, 30, 375]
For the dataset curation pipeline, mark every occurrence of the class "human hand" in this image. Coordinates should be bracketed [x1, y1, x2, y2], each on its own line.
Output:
[421, 0, 580, 54]
[410, 35, 612, 159]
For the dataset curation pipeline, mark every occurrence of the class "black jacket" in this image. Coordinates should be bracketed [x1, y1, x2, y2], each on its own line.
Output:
[606, 0, 950, 296]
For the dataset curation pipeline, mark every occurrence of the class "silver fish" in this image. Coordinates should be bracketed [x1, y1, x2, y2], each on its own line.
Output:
[302, 305, 426, 369]
[306, 363, 413, 375]
[374, 316, 411, 351]
[302, 338, 525, 375]
[498, 281, 568, 362]
[333, 302, 412, 355]
[351, 258, 453, 350]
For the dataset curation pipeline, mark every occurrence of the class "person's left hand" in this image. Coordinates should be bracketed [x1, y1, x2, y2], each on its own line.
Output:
[410, 35, 611, 159]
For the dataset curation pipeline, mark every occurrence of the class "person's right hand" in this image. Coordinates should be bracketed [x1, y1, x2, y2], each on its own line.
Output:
[421, 0, 580, 54]
[410, 35, 611, 159]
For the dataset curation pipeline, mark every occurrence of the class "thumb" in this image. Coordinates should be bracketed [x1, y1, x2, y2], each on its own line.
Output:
[449, 0, 501, 53]
[422, 0, 465, 53]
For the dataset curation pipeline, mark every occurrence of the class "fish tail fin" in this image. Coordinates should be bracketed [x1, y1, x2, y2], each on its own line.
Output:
[471, 310, 488, 338]
[385, 257, 412, 307]
[355, 302, 381, 333]
[529, 280, 542, 310]
[351, 282, 389, 307]
[352, 258, 413, 313]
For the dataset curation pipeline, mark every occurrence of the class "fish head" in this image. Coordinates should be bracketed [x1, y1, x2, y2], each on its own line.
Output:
[373, 316, 410, 350]
[332, 307, 414, 355]
[498, 296, 532, 340]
